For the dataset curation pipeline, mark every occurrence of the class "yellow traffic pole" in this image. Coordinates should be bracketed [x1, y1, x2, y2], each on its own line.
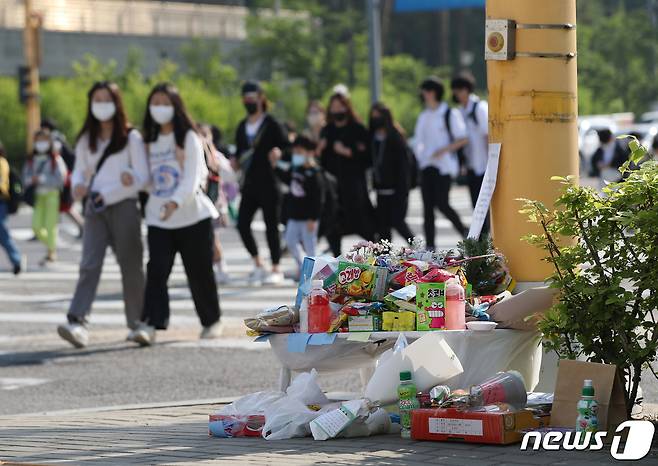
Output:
[23, 0, 41, 153]
[486, 0, 579, 283]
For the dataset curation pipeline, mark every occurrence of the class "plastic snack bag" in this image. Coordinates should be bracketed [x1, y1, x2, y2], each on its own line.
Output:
[336, 261, 388, 300]
[244, 305, 299, 332]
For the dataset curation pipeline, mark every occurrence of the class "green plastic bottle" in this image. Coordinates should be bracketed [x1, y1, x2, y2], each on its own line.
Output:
[398, 371, 420, 439]
[576, 379, 599, 434]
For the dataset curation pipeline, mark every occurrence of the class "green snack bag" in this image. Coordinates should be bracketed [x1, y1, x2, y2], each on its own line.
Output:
[416, 282, 446, 331]
[337, 261, 388, 300]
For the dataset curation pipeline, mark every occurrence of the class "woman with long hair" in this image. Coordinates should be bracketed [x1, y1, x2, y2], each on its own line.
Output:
[57, 81, 149, 348]
[131, 83, 221, 346]
[234, 81, 289, 285]
[319, 92, 376, 256]
[22, 128, 67, 266]
[368, 102, 414, 242]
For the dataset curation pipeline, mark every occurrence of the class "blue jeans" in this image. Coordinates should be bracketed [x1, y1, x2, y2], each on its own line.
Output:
[285, 219, 318, 268]
[0, 201, 21, 267]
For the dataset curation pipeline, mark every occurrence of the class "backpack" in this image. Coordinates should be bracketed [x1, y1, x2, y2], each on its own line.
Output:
[7, 168, 23, 214]
[444, 107, 466, 169]
[405, 144, 419, 190]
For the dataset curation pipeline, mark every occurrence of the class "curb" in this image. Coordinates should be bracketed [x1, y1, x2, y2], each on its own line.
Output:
[3, 397, 239, 418]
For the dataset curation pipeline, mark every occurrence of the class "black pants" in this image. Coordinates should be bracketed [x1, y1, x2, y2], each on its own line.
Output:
[467, 170, 490, 236]
[421, 167, 466, 249]
[142, 218, 220, 330]
[237, 187, 282, 265]
[376, 192, 414, 242]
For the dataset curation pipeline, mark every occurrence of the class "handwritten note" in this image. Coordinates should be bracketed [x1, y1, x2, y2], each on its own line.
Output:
[468, 143, 502, 240]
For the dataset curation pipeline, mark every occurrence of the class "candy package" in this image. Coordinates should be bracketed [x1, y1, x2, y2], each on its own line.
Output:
[336, 261, 388, 300]
[416, 282, 447, 330]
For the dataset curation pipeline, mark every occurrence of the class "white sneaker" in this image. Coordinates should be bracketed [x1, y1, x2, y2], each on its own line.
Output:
[200, 321, 223, 339]
[263, 271, 285, 285]
[214, 268, 231, 285]
[247, 267, 266, 284]
[57, 323, 89, 348]
[131, 323, 156, 347]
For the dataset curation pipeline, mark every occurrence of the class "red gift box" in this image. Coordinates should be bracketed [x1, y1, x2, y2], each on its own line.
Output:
[411, 408, 548, 445]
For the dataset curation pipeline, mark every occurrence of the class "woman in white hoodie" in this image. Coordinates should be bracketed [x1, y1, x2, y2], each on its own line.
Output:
[58, 81, 149, 348]
[131, 83, 221, 346]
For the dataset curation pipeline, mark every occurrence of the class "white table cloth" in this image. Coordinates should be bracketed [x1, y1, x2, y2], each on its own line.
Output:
[268, 330, 543, 393]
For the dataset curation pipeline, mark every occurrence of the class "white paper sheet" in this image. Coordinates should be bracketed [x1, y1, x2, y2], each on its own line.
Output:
[468, 143, 502, 240]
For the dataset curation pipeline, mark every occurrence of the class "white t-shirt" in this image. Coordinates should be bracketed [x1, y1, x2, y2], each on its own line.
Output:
[459, 96, 489, 176]
[413, 102, 467, 178]
[72, 130, 149, 206]
[145, 130, 218, 229]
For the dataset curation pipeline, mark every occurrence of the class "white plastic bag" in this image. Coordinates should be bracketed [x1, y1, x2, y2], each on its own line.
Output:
[364, 333, 463, 405]
[286, 369, 330, 406]
[262, 395, 320, 440]
[218, 391, 285, 416]
[364, 334, 412, 404]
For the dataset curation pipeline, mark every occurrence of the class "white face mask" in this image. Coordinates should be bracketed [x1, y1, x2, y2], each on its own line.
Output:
[34, 141, 51, 154]
[150, 105, 175, 125]
[91, 102, 116, 122]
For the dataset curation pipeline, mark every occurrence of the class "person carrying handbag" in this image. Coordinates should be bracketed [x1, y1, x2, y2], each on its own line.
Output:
[57, 81, 149, 348]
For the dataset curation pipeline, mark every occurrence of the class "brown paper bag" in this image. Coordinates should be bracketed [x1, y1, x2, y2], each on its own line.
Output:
[551, 359, 627, 431]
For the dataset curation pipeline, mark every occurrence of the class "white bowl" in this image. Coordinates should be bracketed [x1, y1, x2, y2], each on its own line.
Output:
[466, 321, 498, 332]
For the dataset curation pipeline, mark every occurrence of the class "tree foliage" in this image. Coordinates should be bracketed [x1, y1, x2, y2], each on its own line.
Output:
[520, 139, 658, 417]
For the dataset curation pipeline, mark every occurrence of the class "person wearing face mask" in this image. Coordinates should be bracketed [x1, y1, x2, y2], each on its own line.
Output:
[319, 92, 376, 256]
[369, 102, 415, 242]
[277, 135, 325, 275]
[233, 81, 289, 285]
[57, 82, 148, 348]
[130, 83, 221, 346]
[304, 100, 326, 143]
[451, 73, 490, 236]
[414, 77, 469, 250]
[22, 129, 67, 266]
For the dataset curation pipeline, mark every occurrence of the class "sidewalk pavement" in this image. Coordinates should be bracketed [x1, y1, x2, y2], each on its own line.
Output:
[2, 401, 656, 465]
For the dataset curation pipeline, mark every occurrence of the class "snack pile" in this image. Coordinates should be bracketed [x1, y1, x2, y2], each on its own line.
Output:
[246, 239, 515, 336]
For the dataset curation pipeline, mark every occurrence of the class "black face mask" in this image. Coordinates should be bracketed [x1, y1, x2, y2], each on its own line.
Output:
[452, 94, 460, 104]
[331, 111, 348, 123]
[244, 102, 259, 115]
[370, 116, 386, 130]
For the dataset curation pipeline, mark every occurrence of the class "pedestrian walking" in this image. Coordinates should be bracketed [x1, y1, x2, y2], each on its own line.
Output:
[23, 129, 67, 266]
[280, 135, 324, 276]
[414, 77, 469, 250]
[304, 100, 326, 143]
[57, 81, 149, 348]
[233, 81, 289, 285]
[131, 83, 221, 346]
[41, 118, 85, 238]
[590, 128, 629, 186]
[319, 92, 376, 256]
[369, 102, 415, 242]
[198, 123, 231, 285]
[0, 142, 22, 275]
[451, 73, 490, 235]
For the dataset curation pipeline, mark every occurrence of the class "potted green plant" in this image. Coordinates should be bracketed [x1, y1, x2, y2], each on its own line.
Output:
[520, 137, 658, 417]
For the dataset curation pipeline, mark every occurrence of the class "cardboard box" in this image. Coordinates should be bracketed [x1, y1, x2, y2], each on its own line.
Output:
[348, 315, 381, 332]
[411, 408, 548, 445]
[208, 414, 265, 438]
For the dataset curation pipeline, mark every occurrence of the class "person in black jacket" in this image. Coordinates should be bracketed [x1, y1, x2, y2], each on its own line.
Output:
[590, 129, 629, 181]
[234, 81, 289, 285]
[280, 136, 324, 274]
[319, 93, 376, 256]
[369, 102, 415, 242]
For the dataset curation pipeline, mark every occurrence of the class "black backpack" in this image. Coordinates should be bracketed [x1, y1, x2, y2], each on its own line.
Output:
[444, 107, 466, 169]
[7, 168, 24, 214]
[405, 144, 419, 190]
